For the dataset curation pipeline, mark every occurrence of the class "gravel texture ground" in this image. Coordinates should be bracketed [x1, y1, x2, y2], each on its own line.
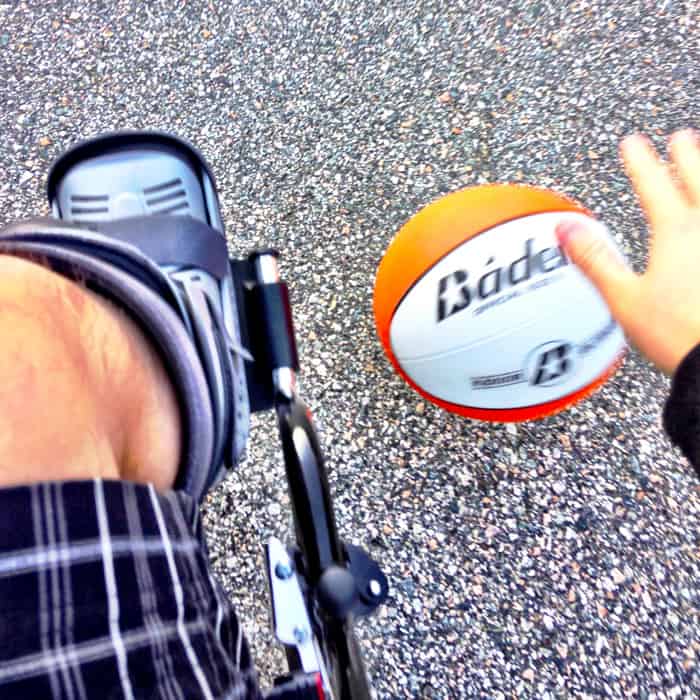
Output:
[0, 1, 699, 698]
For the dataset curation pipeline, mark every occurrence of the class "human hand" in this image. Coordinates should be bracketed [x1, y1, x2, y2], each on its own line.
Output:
[556, 129, 700, 375]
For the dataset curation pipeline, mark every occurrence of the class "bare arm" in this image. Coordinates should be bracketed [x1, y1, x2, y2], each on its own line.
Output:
[0, 255, 181, 489]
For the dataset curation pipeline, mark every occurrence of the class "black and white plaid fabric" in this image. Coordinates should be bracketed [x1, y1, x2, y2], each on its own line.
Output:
[0, 479, 261, 699]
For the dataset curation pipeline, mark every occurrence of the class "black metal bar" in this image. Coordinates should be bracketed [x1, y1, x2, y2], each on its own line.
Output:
[253, 250, 379, 699]
[251, 282, 299, 372]
[323, 620, 372, 700]
[277, 398, 344, 581]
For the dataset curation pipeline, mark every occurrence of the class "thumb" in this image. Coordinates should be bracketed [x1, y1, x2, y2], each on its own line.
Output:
[556, 219, 638, 320]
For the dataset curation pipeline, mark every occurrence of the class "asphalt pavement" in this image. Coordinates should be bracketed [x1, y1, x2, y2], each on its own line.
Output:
[0, 1, 698, 698]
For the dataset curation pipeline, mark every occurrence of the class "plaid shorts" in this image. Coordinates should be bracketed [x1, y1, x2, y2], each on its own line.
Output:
[0, 479, 261, 700]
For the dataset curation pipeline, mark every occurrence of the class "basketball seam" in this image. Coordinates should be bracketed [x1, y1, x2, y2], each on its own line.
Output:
[393, 348, 627, 421]
[391, 269, 602, 363]
[382, 208, 585, 332]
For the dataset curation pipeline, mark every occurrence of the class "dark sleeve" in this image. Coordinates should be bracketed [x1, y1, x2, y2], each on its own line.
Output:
[663, 344, 700, 475]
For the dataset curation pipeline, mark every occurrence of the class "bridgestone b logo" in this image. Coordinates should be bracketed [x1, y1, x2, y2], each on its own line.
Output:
[470, 320, 618, 392]
[436, 238, 569, 323]
[530, 343, 572, 386]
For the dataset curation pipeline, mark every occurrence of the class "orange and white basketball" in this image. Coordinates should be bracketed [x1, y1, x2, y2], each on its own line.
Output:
[373, 184, 626, 421]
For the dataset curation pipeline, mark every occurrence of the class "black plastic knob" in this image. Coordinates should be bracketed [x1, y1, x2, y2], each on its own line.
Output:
[316, 566, 358, 619]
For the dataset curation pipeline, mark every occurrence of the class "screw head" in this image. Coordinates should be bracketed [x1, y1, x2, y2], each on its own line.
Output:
[368, 579, 382, 597]
[275, 562, 293, 580]
[293, 626, 308, 644]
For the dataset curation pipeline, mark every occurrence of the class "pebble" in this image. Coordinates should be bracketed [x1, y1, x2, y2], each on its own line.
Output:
[619, 526, 633, 540]
[611, 567, 626, 585]
[552, 480, 567, 495]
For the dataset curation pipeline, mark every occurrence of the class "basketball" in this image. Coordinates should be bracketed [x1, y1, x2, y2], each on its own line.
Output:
[373, 184, 627, 421]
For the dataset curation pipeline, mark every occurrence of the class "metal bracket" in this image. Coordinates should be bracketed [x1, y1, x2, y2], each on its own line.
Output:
[265, 537, 320, 672]
[345, 544, 389, 617]
[265, 538, 337, 698]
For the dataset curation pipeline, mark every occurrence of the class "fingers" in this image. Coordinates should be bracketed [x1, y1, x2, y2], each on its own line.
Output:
[556, 220, 638, 325]
[621, 134, 687, 230]
[669, 129, 700, 205]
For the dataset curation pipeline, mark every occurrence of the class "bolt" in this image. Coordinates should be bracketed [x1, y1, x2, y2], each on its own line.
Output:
[293, 626, 308, 644]
[275, 562, 293, 580]
[368, 579, 382, 597]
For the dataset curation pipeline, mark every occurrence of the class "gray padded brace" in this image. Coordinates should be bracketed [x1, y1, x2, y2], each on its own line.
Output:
[0, 223, 250, 502]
